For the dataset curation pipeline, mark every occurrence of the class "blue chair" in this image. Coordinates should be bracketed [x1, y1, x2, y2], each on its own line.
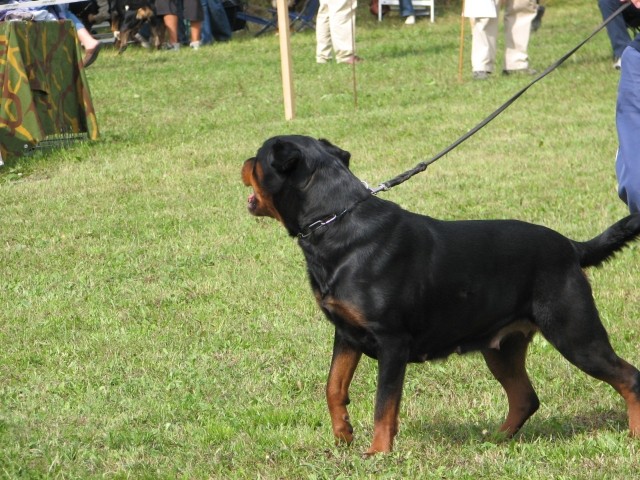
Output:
[285, 0, 318, 32]
[235, 10, 278, 36]
[237, 0, 317, 37]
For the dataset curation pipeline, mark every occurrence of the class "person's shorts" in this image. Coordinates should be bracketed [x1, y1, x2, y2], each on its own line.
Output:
[155, 0, 203, 22]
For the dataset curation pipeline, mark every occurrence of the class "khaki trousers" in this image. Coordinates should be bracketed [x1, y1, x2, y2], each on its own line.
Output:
[316, 0, 357, 63]
[470, 0, 537, 72]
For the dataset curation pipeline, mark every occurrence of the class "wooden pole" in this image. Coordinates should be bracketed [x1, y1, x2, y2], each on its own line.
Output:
[276, 0, 295, 120]
[458, 0, 465, 83]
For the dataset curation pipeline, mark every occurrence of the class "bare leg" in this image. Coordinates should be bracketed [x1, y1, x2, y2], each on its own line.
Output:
[190, 21, 202, 43]
[163, 14, 179, 45]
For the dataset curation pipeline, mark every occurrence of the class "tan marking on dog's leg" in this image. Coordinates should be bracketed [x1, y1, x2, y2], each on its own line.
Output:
[623, 388, 640, 437]
[367, 392, 401, 455]
[321, 296, 368, 329]
[366, 344, 408, 455]
[483, 334, 539, 436]
[326, 344, 361, 445]
[603, 359, 640, 437]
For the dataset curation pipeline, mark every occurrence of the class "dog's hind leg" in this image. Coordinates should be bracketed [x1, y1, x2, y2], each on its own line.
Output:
[326, 331, 362, 446]
[482, 333, 540, 436]
[536, 276, 640, 437]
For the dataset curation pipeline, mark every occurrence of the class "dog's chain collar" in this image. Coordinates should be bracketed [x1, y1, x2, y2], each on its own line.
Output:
[298, 210, 348, 238]
[298, 184, 373, 239]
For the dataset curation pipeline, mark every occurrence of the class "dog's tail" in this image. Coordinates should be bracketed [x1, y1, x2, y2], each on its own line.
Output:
[573, 213, 640, 268]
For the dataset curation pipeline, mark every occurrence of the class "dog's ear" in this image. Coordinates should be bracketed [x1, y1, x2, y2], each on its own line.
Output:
[271, 139, 302, 173]
[319, 138, 351, 168]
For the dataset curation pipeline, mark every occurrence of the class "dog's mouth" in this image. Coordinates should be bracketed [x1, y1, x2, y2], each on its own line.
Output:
[242, 159, 281, 221]
[247, 192, 258, 213]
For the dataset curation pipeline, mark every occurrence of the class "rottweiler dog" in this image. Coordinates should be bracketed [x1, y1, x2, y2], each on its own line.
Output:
[241, 135, 640, 455]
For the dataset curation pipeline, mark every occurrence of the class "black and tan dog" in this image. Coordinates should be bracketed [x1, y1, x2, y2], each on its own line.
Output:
[241, 135, 640, 455]
[110, 0, 164, 53]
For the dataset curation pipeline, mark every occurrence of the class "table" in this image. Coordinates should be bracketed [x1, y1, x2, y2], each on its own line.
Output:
[0, 20, 99, 162]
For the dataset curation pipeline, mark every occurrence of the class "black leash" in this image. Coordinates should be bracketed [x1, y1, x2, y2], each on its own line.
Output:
[370, 2, 631, 195]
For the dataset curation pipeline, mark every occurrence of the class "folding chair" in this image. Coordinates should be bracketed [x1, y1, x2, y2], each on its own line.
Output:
[235, 9, 278, 36]
[238, 0, 317, 37]
[287, 0, 318, 32]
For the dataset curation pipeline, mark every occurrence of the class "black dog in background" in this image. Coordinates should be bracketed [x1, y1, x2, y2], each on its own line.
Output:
[242, 135, 640, 455]
[110, 0, 165, 52]
[69, 0, 101, 30]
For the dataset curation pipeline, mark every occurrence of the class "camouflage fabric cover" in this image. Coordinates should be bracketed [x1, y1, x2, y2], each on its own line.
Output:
[0, 20, 99, 160]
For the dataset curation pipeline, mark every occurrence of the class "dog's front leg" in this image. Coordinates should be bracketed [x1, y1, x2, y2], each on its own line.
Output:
[367, 336, 409, 455]
[326, 331, 362, 446]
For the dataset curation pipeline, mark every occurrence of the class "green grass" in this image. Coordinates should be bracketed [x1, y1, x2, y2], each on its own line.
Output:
[2, 0, 640, 477]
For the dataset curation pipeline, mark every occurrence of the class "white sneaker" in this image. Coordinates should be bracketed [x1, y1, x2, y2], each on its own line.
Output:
[190, 41, 201, 50]
[405, 15, 415, 25]
[134, 33, 150, 49]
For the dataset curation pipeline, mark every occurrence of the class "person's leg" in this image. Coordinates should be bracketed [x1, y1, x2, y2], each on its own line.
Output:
[155, 0, 181, 48]
[503, 0, 537, 71]
[177, 0, 189, 44]
[616, 46, 640, 213]
[182, 0, 203, 47]
[316, 0, 332, 62]
[75, 25, 100, 52]
[61, 8, 101, 66]
[156, 0, 180, 46]
[136, 23, 152, 46]
[207, 0, 232, 41]
[164, 14, 180, 45]
[190, 21, 202, 44]
[200, 0, 213, 44]
[329, 0, 357, 63]
[399, 0, 414, 24]
[62, 8, 100, 50]
[470, 16, 498, 74]
[599, 0, 633, 60]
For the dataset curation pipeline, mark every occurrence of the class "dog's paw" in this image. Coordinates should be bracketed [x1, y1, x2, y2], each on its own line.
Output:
[333, 414, 354, 445]
[363, 445, 391, 457]
[483, 428, 513, 444]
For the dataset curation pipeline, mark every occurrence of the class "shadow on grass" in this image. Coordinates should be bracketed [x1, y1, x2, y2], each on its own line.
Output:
[405, 407, 629, 445]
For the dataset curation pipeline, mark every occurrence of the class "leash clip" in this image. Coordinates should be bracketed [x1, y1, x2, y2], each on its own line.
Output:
[370, 183, 388, 195]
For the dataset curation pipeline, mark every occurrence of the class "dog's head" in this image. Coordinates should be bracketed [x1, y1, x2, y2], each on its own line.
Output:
[242, 135, 367, 236]
[136, 6, 154, 20]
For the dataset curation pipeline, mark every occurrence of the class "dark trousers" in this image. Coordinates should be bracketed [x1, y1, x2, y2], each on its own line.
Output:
[599, 0, 640, 59]
[201, 0, 232, 43]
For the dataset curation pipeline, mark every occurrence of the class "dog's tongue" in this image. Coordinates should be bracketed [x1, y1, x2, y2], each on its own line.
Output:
[248, 193, 256, 204]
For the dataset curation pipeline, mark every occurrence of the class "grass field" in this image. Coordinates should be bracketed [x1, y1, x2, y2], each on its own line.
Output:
[3, 0, 640, 477]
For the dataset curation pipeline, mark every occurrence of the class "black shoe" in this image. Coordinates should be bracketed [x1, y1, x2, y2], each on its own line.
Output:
[502, 68, 537, 76]
[472, 71, 491, 81]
